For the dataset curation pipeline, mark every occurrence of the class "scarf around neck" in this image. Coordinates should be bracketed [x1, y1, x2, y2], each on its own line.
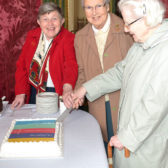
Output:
[29, 32, 53, 92]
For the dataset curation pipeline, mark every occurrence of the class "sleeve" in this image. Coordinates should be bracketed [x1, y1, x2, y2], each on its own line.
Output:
[63, 33, 78, 89]
[15, 34, 31, 96]
[118, 48, 168, 152]
[74, 34, 86, 89]
[83, 58, 126, 102]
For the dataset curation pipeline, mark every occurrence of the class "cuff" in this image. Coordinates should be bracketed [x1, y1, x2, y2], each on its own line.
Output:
[83, 80, 101, 102]
[117, 126, 142, 152]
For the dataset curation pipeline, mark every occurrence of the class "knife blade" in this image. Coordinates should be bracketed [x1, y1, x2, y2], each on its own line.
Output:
[56, 108, 72, 122]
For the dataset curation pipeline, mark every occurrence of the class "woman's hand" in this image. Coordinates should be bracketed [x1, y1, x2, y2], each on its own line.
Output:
[11, 94, 26, 110]
[110, 135, 124, 150]
[71, 86, 87, 109]
[62, 84, 73, 108]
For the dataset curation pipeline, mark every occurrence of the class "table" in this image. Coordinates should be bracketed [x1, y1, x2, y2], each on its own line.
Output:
[0, 103, 108, 168]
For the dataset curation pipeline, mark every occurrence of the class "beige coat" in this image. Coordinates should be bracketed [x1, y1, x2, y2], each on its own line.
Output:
[74, 13, 133, 142]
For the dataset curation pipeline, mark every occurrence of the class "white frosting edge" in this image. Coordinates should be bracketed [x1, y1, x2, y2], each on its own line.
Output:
[0, 118, 63, 158]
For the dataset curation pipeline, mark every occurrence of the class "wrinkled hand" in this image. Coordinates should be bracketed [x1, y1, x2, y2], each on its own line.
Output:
[110, 135, 124, 150]
[11, 94, 26, 110]
[71, 86, 86, 109]
[72, 96, 84, 109]
[62, 84, 73, 108]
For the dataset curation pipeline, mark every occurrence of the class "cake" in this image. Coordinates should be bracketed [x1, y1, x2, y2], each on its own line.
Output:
[36, 92, 59, 114]
[0, 118, 63, 158]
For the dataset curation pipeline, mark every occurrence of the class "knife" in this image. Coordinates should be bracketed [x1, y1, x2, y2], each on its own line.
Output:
[56, 108, 72, 122]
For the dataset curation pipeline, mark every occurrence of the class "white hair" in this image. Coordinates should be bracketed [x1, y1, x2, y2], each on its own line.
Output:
[118, 0, 166, 27]
[81, 0, 110, 7]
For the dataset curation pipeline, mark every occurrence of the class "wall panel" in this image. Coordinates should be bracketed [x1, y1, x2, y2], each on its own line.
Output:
[0, 0, 40, 102]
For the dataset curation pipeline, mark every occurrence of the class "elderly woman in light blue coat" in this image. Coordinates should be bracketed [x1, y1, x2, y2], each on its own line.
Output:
[72, 0, 168, 167]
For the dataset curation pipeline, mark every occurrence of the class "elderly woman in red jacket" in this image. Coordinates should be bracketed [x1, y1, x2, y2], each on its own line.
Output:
[11, 2, 78, 109]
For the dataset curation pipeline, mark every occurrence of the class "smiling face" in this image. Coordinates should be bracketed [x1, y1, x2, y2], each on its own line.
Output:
[84, 0, 109, 29]
[37, 10, 65, 40]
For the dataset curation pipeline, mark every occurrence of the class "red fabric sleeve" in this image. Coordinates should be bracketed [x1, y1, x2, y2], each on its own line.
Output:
[62, 33, 78, 89]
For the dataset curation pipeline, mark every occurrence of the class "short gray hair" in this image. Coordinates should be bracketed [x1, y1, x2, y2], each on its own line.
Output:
[118, 0, 165, 27]
[38, 2, 64, 19]
[81, 0, 110, 7]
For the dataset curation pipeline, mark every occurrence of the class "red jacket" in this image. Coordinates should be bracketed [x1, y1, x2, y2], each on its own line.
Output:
[15, 27, 78, 103]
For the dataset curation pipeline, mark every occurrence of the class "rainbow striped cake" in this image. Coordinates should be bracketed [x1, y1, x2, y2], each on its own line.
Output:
[0, 118, 63, 158]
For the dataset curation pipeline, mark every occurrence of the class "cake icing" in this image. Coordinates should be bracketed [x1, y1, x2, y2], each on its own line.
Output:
[0, 99, 2, 113]
[36, 92, 59, 114]
[0, 118, 63, 158]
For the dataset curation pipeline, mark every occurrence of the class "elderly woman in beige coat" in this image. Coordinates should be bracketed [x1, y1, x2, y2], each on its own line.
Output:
[73, 0, 133, 150]
[72, 0, 168, 167]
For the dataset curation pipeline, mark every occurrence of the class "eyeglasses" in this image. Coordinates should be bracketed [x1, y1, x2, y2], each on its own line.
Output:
[84, 2, 106, 13]
[124, 17, 143, 29]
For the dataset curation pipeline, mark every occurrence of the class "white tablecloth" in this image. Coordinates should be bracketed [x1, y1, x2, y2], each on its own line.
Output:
[0, 103, 108, 168]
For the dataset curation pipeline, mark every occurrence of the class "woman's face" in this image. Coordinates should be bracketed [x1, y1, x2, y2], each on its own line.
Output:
[84, 0, 109, 29]
[121, 6, 150, 43]
[37, 11, 64, 40]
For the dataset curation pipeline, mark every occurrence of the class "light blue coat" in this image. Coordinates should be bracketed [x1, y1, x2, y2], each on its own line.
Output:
[83, 19, 168, 168]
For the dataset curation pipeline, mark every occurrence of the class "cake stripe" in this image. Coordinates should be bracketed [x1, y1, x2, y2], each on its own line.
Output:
[14, 124, 55, 129]
[9, 133, 54, 139]
[8, 138, 54, 142]
[11, 128, 55, 134]
[15, 120, 56, 125]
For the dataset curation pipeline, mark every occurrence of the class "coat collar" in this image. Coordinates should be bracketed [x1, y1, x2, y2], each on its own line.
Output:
[85, 13, 126, 55]
[85, 24, 99, 56]
[141, 19, 168, 49]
